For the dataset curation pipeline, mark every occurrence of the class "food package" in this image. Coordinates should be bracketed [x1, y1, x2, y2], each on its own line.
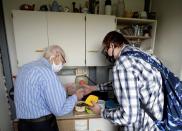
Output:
[85, 95, 98, 106]
[75, 101, 87, 112]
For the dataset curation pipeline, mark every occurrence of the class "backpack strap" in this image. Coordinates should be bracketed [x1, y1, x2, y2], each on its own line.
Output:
[140, 100, 157, 121]
[122, 51, 164, 73]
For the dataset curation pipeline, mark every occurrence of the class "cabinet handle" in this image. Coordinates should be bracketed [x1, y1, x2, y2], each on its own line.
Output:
[35, 49, 44, 52]
[88, 50, 99, 53]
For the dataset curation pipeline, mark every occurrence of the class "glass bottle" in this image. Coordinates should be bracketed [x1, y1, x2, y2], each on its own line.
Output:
[105, 0, 111, 15]
[117, 0, 125, 17]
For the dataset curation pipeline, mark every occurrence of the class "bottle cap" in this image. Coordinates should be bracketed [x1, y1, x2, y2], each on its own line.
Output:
[105, 0, 111, 5]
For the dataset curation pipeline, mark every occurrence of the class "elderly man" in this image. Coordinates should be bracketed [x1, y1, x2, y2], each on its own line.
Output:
[14, 45, 84, 131]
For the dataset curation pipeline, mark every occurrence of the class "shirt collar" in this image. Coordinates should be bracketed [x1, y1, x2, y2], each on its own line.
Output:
[118, 44, 127, 57]
[40, 57, 52, 69]
[114, 45, 130, 66]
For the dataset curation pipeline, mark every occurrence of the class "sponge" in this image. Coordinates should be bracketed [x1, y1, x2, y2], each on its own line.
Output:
[85, 95, 98, 106]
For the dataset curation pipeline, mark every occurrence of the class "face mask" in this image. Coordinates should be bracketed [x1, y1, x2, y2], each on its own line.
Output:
[50, 56, 63, 72]
[52, 61, 63, 72]
[103, 47, 115, 63]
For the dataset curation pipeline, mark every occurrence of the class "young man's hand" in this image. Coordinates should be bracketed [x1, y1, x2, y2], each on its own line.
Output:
[75, 89, 84, 101]
[81, 84, 97, 96]
[89, 101, 101, 115]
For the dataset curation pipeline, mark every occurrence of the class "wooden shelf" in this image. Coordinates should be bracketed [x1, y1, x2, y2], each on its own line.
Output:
[124, 35, 151, 40]
[116, 17, 157, 54]
[116, 17, 157, 25]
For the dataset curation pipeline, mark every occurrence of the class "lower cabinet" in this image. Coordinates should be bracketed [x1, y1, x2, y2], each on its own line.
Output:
[13, 118, 118, 131]
[89, 118, 118, 131]
[57, 118, 118, 131]
[57, 119, 89, 131]
[57, 119, 76, 131]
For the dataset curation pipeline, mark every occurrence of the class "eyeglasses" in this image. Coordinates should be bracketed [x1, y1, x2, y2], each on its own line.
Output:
[102, 48, 109, 57]
[60, 54, 66, 64]
[103, 45, 112, 54]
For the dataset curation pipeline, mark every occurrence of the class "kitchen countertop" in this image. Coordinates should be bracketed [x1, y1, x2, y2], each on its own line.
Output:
[57, 111, 100, 120]
[14, 111, 100, 122]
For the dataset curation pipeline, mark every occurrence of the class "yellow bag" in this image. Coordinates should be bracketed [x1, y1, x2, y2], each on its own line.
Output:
[85, 95, 98, 106]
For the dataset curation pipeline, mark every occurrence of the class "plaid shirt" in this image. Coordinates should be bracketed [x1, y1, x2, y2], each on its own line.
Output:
[98, 45, 164, 131]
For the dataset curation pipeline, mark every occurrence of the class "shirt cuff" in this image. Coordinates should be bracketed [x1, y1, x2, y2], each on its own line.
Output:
[71, 94, 78, 103]
[96, 85, 100, 91]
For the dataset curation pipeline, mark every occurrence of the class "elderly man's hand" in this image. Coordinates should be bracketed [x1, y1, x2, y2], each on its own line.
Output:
[64, 83, 76, 95]
[75, 89, 84, 101]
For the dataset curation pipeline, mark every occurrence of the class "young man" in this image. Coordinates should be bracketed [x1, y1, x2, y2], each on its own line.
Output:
[83, 31, 164, 131]
[14, 45, 84, 131]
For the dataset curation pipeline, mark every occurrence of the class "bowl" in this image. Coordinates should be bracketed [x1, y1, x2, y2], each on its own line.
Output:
[124, 10, 133, 18]
[75, 101, 87, 112]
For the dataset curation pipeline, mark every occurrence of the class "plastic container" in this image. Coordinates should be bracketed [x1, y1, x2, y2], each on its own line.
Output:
[98, 100, 105, 110]
[105, 0, 111, 15]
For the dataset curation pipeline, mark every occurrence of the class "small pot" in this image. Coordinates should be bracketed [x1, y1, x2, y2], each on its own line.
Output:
[20, 4, 35, 11]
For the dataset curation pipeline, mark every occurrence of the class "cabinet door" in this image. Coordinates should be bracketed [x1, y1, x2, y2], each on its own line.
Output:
[89, 118, 118, 131]
[57, 119, 74, 131]
[12, 10, 48, 66]
[86, 14, 116, 66]
[48, 12, 85, 66]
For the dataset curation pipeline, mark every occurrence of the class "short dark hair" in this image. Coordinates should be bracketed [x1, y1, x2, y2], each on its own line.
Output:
[102, 31, 129, 49]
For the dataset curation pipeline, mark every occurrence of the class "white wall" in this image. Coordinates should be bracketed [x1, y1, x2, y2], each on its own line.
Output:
[180, 67, 182, 80]
[124, 0, 144, 11]
[152, 0, 182, 79]
[2, 0, 144, 75]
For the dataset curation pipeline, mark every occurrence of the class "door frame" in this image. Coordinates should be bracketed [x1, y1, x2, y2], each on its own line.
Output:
[0, 0, 15, 119]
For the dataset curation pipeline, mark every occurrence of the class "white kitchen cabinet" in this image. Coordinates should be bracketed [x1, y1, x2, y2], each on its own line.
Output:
[47, 12, 85, 66]
[12, 10, 48, 66]
[13, 11, 116, 67]
[86, 14, 116, 66]
[89, 118, 118, 131]
[14, 117, 118, 131]
[48, 13, 116, 66]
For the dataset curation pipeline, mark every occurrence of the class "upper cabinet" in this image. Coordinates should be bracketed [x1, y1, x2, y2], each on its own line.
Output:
[86, 14, 116, 66]
[47, 12, 85, 66]
[48, 13, 116, 66]
[12, 11, 116, 67]
[12, 10, 48, 66]
[12, 11, 156, 67]
[116, 17, 157, 54]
